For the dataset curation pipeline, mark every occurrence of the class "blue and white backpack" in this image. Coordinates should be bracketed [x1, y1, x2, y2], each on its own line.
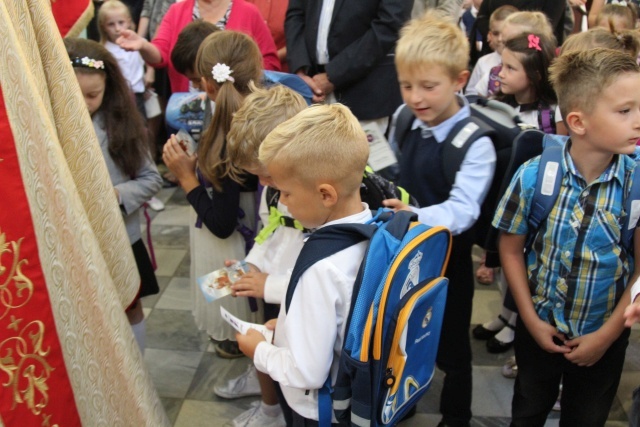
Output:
[285, 210, 451, 426]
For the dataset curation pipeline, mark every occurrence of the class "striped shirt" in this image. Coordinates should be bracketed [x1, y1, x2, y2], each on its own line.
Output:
[492, 142, 637, 338]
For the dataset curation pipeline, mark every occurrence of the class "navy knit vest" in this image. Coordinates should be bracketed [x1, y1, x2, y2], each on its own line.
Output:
[398, 128, 451, 207]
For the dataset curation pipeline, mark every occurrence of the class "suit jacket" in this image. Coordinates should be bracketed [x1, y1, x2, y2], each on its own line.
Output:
[285, 0, 411, 120]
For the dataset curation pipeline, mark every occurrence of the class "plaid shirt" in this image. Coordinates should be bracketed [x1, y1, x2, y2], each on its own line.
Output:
[492, 142, 637, 338]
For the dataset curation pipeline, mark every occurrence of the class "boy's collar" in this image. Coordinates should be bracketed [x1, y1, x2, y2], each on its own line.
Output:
[410, 94, 469, 143]
[562, 139, 627, 186]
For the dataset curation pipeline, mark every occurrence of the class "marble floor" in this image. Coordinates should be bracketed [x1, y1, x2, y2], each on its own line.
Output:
[141, 186, 640, 427]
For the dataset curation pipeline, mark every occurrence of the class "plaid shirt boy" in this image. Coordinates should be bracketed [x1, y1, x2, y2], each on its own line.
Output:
[492, 142, 637, 338]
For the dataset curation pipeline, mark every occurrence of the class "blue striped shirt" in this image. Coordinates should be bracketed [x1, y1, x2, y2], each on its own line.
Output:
[492, 142, 636, 338]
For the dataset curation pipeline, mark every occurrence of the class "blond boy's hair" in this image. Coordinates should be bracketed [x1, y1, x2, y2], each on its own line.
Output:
[549, 48, 640, 119]
[97, 0, 132, 44]
[227, 83, 308, 172]
[503, 11, 555, 42]
[395, 12, 469, 78]
[259, 104, 369, 194]
[490, 5, 518, 25]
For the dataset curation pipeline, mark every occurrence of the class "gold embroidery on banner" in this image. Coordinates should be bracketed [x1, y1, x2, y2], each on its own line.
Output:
[0, 231, 34, 320]
[0, 230, 54, 418]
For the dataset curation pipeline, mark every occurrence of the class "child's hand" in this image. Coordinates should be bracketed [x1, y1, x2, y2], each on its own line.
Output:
[624, 298, 640, 327]
[116, 29, 145, 51]
[163, 135, 197, 185]
[526, 317, 572, 354]
[236, 329, 266, 359]
[231, 272, 268, 298]
[564, 331, 609, 367]
[224, 260, 259, 273]
[383, 198, 413, 212]
[265, 319, 277, 330]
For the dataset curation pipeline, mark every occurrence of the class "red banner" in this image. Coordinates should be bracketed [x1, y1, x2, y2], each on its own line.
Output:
[51, 0, 94, 37]
[0, 85, 82, 426]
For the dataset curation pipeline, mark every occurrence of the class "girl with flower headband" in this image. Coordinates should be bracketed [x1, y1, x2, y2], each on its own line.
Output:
[161, 30, 263, 354]
[64, 37, 163, 353]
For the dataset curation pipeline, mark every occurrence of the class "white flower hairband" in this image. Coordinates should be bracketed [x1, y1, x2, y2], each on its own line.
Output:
[70, 56, 105, 70]
[211, 63, 235, 84]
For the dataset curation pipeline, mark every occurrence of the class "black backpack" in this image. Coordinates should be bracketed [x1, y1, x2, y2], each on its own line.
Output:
[255, 169, 419, 240]
[391, 96, 545, 258]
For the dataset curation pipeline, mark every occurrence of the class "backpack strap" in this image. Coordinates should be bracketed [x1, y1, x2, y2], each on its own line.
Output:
[538, 105, 556, 135]
[441, 116, 495, 187]
[527, 145, 564, 246]
[622, 163, 640, 253]
[284, 223, 376, 313]
[393, 104, 416, 151]
[254, 187, 310, 244]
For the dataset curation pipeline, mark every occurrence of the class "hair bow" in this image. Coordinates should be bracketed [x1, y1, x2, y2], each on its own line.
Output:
[528, 34, 542, 51]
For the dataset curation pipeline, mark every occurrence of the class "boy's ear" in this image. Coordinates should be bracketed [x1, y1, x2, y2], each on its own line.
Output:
[318, 183, 338, 208]
[454, 70, 470, 92]
[565, 111, 587, 136]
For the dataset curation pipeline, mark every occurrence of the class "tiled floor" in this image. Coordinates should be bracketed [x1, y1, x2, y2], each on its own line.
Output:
[141, 186, 639, 427]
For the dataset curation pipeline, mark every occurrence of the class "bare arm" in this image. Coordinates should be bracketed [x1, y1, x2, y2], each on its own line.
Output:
[588, 0, 605, 27]
[116, 29, 162, 65]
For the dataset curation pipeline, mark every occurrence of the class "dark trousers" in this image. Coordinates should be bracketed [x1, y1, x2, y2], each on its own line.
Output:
[274, 382, 343, 427]
[511, 317, 629, 427]
[436, 234, 475, 426]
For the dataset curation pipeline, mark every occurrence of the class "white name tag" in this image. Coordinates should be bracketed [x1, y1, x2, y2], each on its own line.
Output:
[629, 200, 640, 230]
[362, 123, 397, 172]
[541, 161, 559, 196]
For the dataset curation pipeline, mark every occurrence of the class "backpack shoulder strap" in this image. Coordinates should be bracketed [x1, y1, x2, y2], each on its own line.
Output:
[265, 186, 280, 211]
[441, 116, 494, 187]
[393, 104, 416, 150]
[622, 160, 640, 252]
[528, 145, 564, 234]
[284, 223, 376, 313]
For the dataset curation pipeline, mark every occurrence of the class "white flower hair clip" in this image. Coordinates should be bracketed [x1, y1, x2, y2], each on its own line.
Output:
[611, 0, 628, 5]
[211, 63, 235, 84]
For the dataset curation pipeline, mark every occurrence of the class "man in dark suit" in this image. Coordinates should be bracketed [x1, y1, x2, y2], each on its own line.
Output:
[285, 0, 412, 125]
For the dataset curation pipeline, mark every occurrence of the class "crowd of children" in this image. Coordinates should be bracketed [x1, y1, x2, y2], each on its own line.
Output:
[63, 0, 640, 425]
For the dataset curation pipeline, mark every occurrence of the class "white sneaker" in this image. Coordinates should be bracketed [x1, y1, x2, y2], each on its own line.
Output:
[233, 402, 285, 427]
[214, 365, 261, 399]
[147, 196, 165, 211]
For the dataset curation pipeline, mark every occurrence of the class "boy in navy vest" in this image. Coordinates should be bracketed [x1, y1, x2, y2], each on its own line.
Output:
[383, 13, 496, 427]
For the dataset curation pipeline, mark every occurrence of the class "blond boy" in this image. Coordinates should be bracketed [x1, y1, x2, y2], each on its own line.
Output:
[466, 4, 518, 97]
[383, 13, 496, 426]
[214, 85, 308, 427]
[494, 48, 640, 424]
[237, 104, 371, 424]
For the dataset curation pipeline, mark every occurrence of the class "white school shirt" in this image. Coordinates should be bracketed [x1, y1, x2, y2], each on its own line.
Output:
[244, 188, 306, 304]
[469, 51, 502, 98]
[253, 205, 372, 421]
[105, 41, 145, 93]
[316, 0, 336, 65]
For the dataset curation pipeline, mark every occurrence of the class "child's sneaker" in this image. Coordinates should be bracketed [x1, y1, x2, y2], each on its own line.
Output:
[214, 365, 261, 399]
[232, 401, 285, 427]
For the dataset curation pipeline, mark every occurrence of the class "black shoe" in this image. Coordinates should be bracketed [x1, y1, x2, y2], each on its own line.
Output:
[472, 324, 499, 340]
[486, 336, 514, 353]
